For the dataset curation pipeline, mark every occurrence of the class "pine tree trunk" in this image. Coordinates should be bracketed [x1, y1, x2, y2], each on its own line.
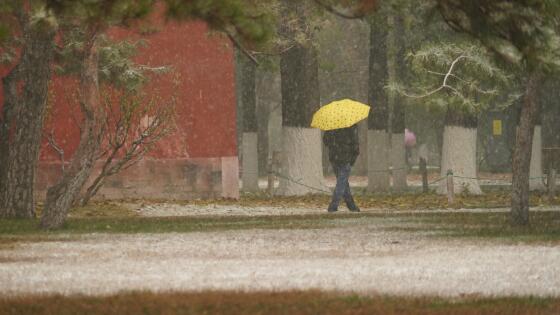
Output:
[255, 70, 278, 177]
[367, 18, 390, 192]
[0, 24, 55, 219]
[278, 42, 325, 195]
[391, 13, 407, 191]
[511, 73, 541, 226]
[255, 72, 269, 178]
[529, 86, 543, 191]
[438, 109, 481, 195]
[278, 127, 326, 195]
[529, 124, 545, 190]
[540, 77, 560, 175]
[239, 53, 259, 192]
[391, 132, 407, 190]
[41, 32, 104, 229]
[438, 126, 481, 195]
[277, 1, 325, 195]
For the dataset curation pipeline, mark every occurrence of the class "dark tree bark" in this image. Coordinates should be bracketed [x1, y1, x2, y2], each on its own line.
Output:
[240, 54, 257, 133]
[279, 0, 319, 129]
[391, 14, 406, 134]
[511, 72, 541, 226]
[445, 107, 478, 129]
[390, 14, 408, 190]
[367, 18, 390, 192]
[541, 78, 560, 172]
[0, 20, 55, 219]
[41, 30, 104, 229]
[368, 20, 388, 131]
[277, 0, 324, 195]
[255, 70, 276, 177]
[280, 44, 320, 127]
[256, 95, 270, 177]
[239, 52, 260, 191]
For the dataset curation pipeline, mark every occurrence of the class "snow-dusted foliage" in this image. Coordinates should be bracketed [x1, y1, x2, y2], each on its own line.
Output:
[390, 42, 520, 195]
[388, 43, 518, 113]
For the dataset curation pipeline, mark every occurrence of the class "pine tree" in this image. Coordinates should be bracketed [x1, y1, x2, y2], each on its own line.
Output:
[0, 1, 57, 219]
[436, 0, 560, 225]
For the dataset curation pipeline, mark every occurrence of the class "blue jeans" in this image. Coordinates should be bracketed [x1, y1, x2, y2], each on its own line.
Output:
[328, 163, 357, 211]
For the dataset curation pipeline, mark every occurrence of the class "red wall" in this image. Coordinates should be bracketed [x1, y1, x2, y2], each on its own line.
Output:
[109, 19, 238, 159]
[2, 16, 238, 162]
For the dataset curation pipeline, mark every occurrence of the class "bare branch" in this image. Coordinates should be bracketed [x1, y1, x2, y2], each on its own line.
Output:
[395, 85, 446, 99]
[45, 131, 65, 173]
[226, 31, 259, 65]
[393, 54, 466, 99]
[249, 44, 295, 57]
[313, 0, 372, 19]
[79, 91, 176, 206]
[443, 54, 466, 87]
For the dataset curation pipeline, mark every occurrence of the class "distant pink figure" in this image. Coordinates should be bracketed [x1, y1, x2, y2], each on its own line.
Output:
[405, 128, 416, 147]
[405, 128, 416, 167]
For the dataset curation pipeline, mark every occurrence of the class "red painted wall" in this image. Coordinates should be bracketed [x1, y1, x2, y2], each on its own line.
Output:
[1, 16, 238, 162]
[109, 19, 238, 159]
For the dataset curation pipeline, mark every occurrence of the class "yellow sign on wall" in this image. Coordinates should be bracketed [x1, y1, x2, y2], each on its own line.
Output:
[493, 120, 502, 136]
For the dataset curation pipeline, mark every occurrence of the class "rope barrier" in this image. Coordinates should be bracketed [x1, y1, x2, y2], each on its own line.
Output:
[367, 167, 408, 174]
[427, 176, 447, 186]
[425, 175, 549, 185]
[271, 171, 332, 194]
[271, 168, 418, 194]
[452, 175, 481, 180]
[255, 166, 553, 195]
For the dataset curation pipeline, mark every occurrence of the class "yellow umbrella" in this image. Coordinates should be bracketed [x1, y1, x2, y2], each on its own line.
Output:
[311, 99, 370, 131]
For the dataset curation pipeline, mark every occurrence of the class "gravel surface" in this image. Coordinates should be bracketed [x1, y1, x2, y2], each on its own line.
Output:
[137, 202, 560, 217]
[1, 205, 560, 298]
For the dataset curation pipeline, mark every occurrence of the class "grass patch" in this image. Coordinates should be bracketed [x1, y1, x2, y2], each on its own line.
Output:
[34, 201, 137, 218]
[391, 211, 560, 243]
[0, 213, 383, 244]
[4, 191, 560, 244]
[159, 190, 560, 210]
[30, 190, 560, 221]
[1, 211, 560, 244]
[0, 290, 559, 315]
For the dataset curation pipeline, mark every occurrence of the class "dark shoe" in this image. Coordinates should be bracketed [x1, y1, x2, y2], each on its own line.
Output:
[346, 201, 360, 212]
[327, 205, 338, 212]
[348, 206, 360, 212]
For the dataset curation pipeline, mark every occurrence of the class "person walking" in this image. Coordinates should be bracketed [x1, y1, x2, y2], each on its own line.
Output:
[323, 124, 360, 212]
[311, 98, 369, 212]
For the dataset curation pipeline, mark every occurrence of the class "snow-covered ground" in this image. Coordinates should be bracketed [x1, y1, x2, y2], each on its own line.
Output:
[137, 202, 560, 217]
[1, 204, 559, 297]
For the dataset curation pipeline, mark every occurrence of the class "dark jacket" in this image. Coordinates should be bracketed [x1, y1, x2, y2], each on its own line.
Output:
[323, 125, 359, 166]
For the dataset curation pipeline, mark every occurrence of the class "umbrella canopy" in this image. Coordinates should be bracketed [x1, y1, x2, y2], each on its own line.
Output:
[310, 99, 370, 131]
